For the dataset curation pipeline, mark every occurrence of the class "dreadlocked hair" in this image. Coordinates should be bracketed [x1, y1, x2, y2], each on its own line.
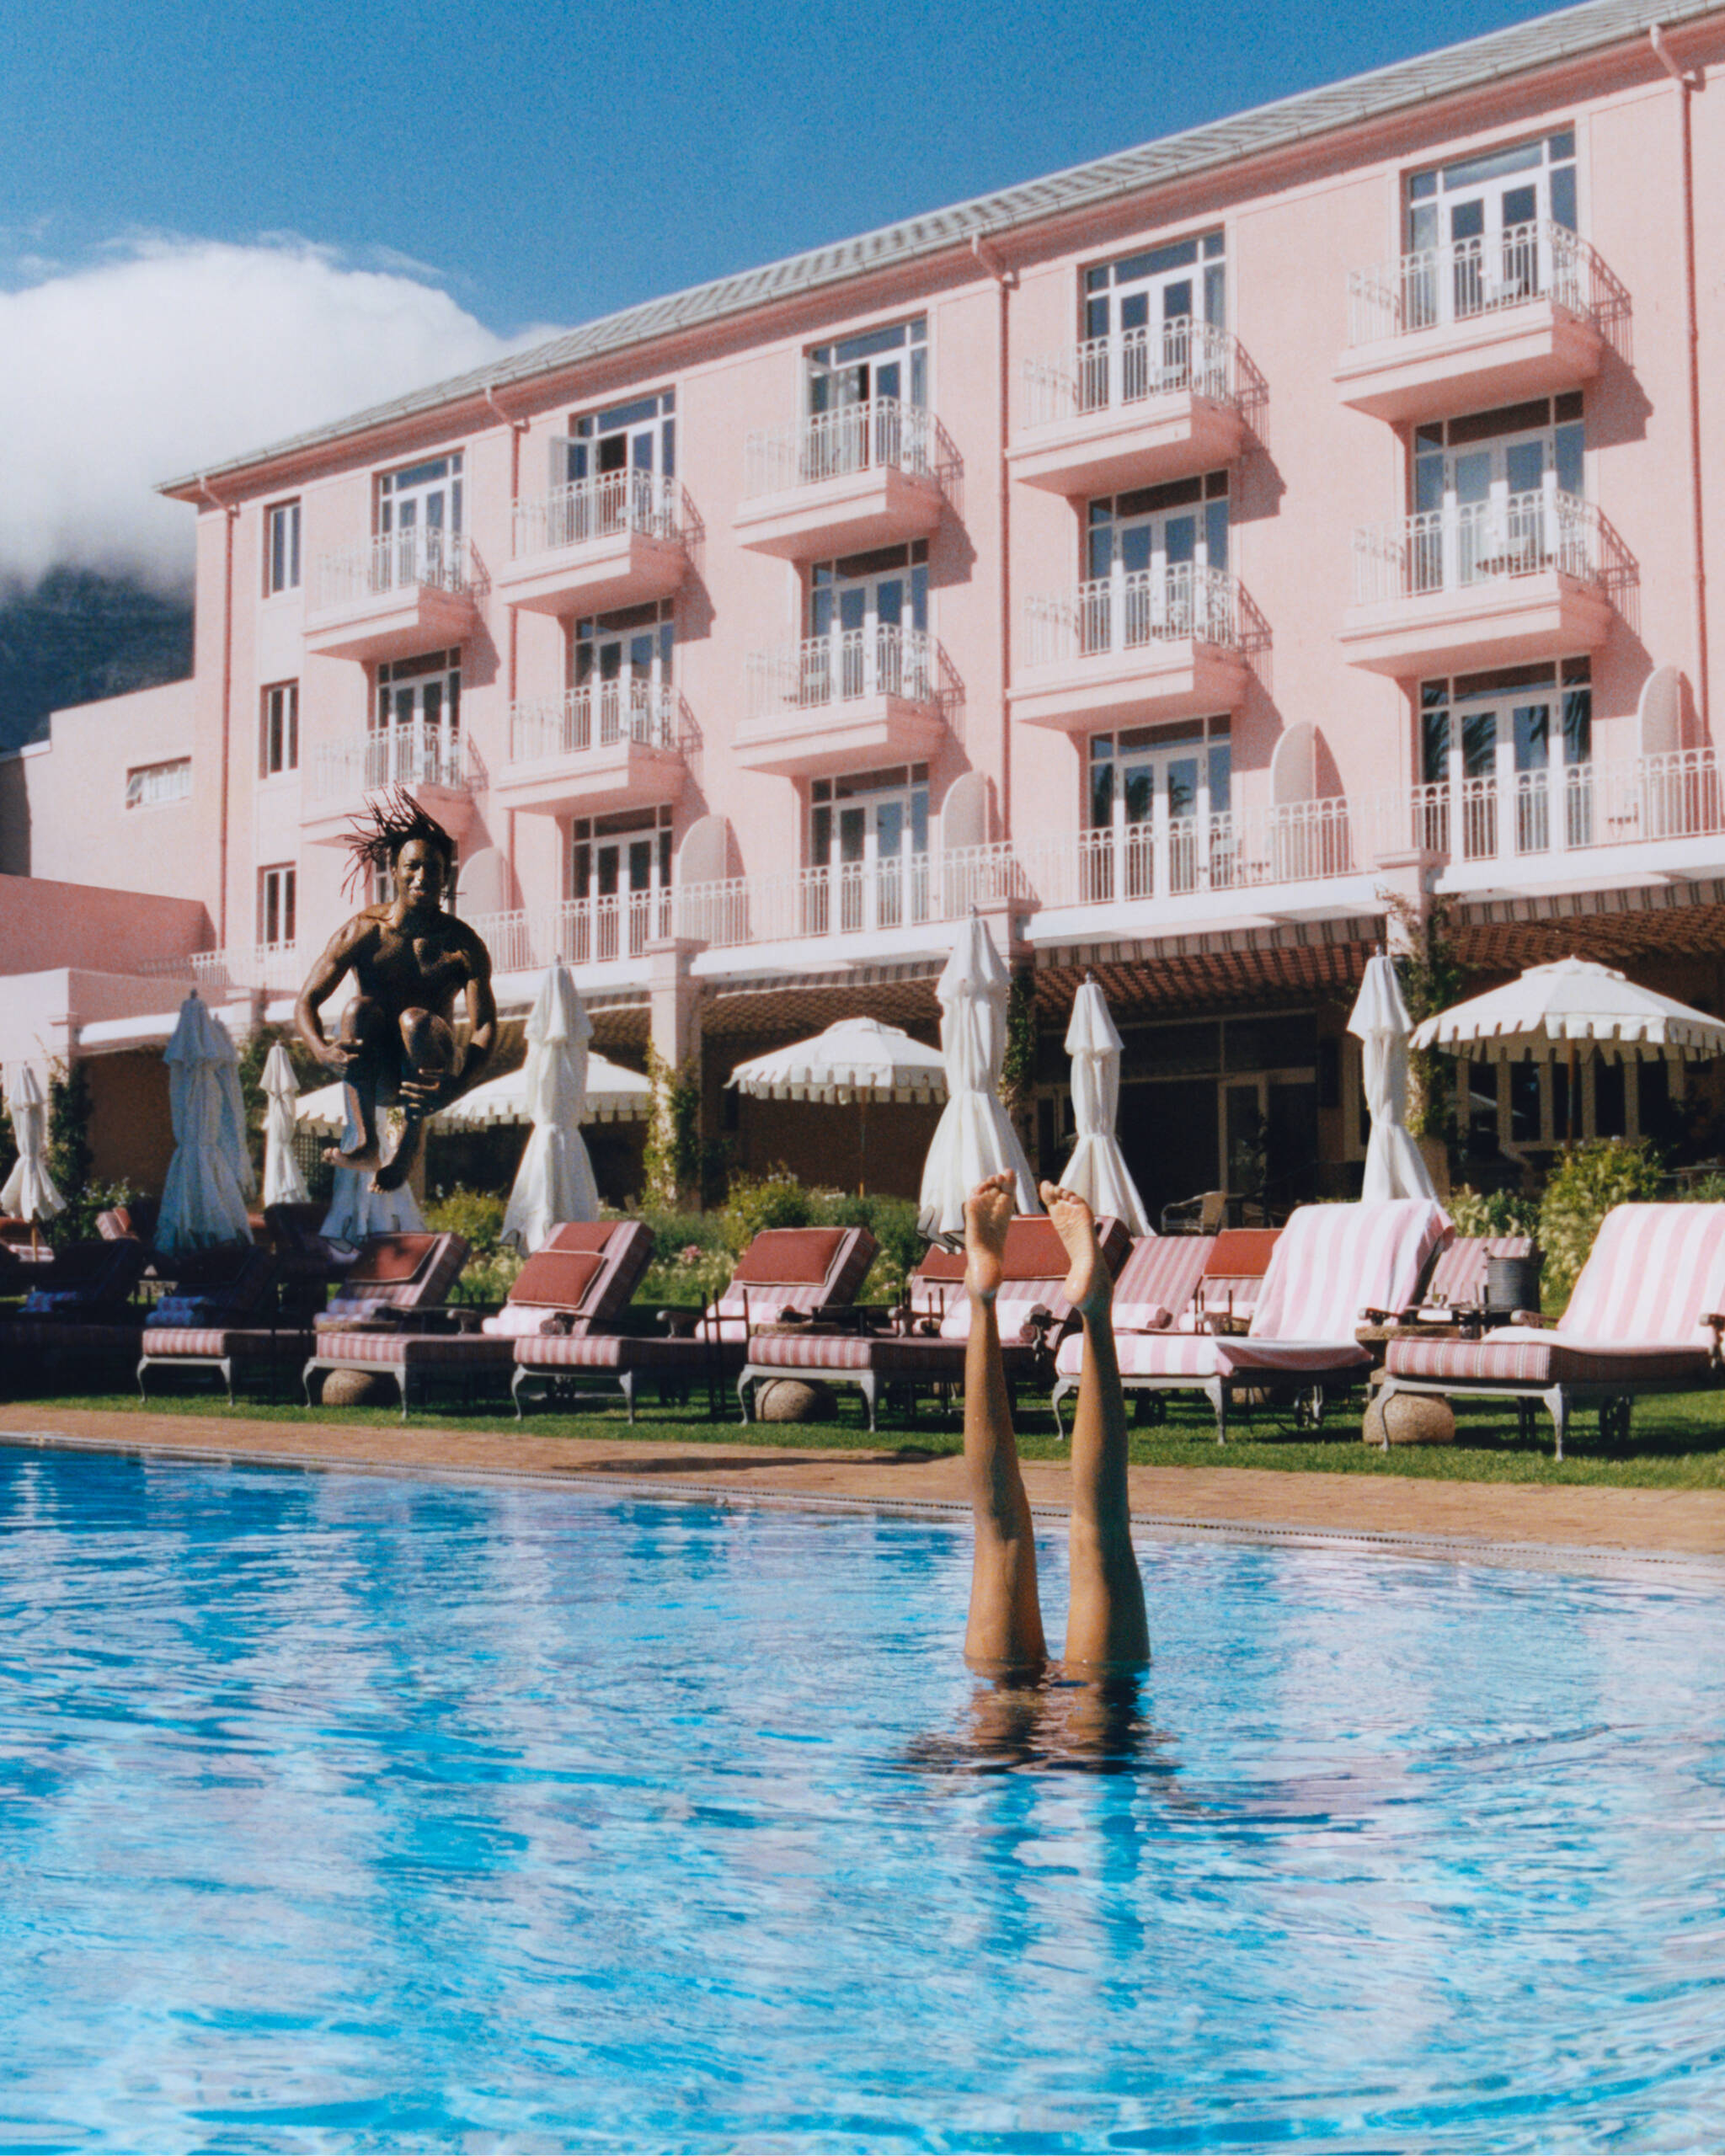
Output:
[340, 787, 457, 900]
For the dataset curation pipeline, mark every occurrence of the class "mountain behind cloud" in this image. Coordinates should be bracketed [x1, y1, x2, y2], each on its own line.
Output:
[0, 237, 555, 593]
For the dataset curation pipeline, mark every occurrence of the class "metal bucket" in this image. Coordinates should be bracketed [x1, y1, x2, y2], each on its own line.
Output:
[1486, 1251, 1541, 1315]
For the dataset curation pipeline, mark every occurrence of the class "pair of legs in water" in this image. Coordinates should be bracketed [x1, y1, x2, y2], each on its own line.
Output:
[959, 1174, 1149, 1678]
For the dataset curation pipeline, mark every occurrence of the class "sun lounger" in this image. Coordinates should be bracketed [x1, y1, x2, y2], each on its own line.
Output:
[311, 1230, 472, 1331]
[737, 1215, 1130, 1433]
[3, 1237, 153, 1385]
[1048, 1232, 1218, 1434]
[136, 1245, 292, 1402]
[305, 1220, 654, 1417]
[1378, 1203, 1725, 1459]
[1065, 1199, 1450, 1443]
[516, 1224, 879, 1423]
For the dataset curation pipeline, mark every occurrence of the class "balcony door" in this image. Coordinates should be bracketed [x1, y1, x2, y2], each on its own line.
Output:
[1406, 131, 1578, 326]
[810, 765, 930, 933]
[809, 543, 929, 700]
[569, 805, 673, 962]
[1085, 476, 1229, 650]
[1412, 397, 1583, 589]
[1420, 659, 1593, 862]
[1087, 723, 1231, 900]
[571, 602, 674, 746]
[804, 317, 927, 479]
[378, 454, 462, 587]
[1083, 232, 1225, 406]
[373, 651, 461, 790]
[553, 392, 676, 544]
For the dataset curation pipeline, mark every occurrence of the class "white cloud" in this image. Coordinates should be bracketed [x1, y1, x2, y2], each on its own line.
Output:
[0, 237, 553, 592]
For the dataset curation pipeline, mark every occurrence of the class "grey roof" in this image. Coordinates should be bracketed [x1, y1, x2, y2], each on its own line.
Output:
[163, 0, 1718, 495]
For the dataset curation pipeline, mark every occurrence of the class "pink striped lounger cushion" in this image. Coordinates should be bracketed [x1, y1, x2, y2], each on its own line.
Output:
[142, 1327, 310, 1360]
[1385, 1332, 1707, 1387]
[513, 1333, 728, 1372]
[314, 1332, 516, 1369]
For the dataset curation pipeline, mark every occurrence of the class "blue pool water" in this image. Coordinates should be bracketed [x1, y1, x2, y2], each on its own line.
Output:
[1, 1450, 1722, 2153]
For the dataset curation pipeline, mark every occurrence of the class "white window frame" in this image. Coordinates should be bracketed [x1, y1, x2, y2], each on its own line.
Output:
[124, 758, 191, 809]
[259, 680, 299, 779]
[264, 500, 302, 595]
[258, 864, 297, 949]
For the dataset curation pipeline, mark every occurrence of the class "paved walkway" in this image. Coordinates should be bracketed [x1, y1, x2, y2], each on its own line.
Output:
[6, 1406, 1724, 1570]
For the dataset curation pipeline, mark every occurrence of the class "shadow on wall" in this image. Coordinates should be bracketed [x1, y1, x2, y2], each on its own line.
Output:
[0, 754, 30, 874]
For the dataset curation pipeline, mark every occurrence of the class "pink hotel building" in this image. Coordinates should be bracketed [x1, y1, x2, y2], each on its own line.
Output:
[4, 0, 1725, 1217]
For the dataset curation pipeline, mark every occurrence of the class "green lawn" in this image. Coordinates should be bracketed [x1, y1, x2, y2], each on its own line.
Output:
[15, 1384, 1725, 1492]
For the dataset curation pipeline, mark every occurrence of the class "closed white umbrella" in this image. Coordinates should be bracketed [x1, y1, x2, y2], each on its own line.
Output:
[157, 995, 255, 1256]
[1348, 954, 1437, 1203]
[917, 915, 1038, 1241]
[1060, 977, 1150, 1235]
[289, 1074, 423, 1238]
[501, 964, 600, 1253]
[729, 1016, 948, 1194]
[1410, 955, 1725, 1143]
[2, 1065, 67, 1251]
[261, 1043, 311, 1207]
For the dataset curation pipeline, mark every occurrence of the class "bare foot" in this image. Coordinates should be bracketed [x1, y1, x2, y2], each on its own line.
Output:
[371, 1156, 409, 1193]
[323, 1142, 382, 1172]
[964, 1173, 1017, 1302]
[1040, 1182, 1111, 1317]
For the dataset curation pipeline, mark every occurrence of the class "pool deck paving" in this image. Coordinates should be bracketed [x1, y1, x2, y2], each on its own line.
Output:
[6, 1405, 1725, 1572]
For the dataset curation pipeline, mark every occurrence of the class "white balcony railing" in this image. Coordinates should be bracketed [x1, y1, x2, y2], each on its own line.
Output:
[1026, 563, 1239, 666]
[510, 467, 681, 558]
[747, 624, 937, 718]
[1347, 221, 1607, 347]
[465, 889, 675, 974]
[744, 397, 935, 499]
[314, 529, 469, 612]
[314, 723, 469, 803]
[675, 845, 1028, 952]
[1011, 800, 1361, 911]
[1405, 748, 1725, 870]
[1351, 492, 1604, 607]
[1022, 318, 1236, 430]
[508, 681, 678, 766]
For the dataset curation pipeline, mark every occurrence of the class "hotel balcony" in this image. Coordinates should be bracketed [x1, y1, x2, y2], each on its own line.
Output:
[1011, 564, 1252, 733]
[493, 682, 688, 815]
[465, 890, 675, 997]
[494, 470, 690, 616]
[732, 398, 947, 559]
[734, 625, 951, 776]
[675, 845, 1028, 977]
[1336, 224, 1614, 423]
[1009, 321, 1248, 496]
[1405, 748, 1725, 899]
[302, 722, 480, 841]
[304, 531, 478, 660]
[1339, 492, 1616, 678]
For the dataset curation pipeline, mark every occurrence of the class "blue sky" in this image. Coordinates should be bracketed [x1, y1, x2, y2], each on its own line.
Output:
[6, 0, 1564, 334]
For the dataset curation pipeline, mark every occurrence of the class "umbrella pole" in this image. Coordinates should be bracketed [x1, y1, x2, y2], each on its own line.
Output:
[857, 1097, 868, 1198]
[1567, 1040, 1577, 1147]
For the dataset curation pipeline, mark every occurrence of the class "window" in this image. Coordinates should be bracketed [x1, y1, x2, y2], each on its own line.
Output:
[806, 543, 930, 702]
[377, 453, 463, 586]
[264, 501, 302, 594]
[1085, 719, 1231, 899]
[259, 681, 298, 777]
[568, 806, 674, 961]
[1082, 232, 1226, 405]
[809, 766, 931, 932]
[125, 757, 190, 808]
[1418, 659, 1593, 856]
[808, 318, 927, 416]
[1403, 133, 1577, 328]
[373, 651, 462, 788]
[1409, 394, 1584, 587]
[559, 389, 675, 485]
[258, 865, 296, 949]
[571, 602, 675, 744]
[1088, 472, 1230, 578]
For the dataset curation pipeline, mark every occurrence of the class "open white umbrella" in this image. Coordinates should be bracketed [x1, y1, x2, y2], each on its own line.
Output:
[1410, 956, 1725, 1141]
[157, 994, 255, 1256]
[260, 1043, 310, 1207]
[501, 964, 600, 1253]
[440, 1052, 651, 1128]
[2, 1065, 67, 1251]
[1347, 955, 1437, 1203]
[1060, 977, 1150, 1235]
[729, 1016, 948, 1195]
[918, 915, 1038, 1241]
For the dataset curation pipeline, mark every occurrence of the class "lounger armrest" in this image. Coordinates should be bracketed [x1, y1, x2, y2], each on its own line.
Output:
[1511, 1308, 1548, 1329]
[1018, 1303, 1060, 1353]
[1359, 1305, 1417, 1327]
[658, 1307, 702, 1338]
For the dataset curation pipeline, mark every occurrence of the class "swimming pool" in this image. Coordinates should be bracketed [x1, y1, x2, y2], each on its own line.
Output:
[0, 1448, 1720, 2153]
